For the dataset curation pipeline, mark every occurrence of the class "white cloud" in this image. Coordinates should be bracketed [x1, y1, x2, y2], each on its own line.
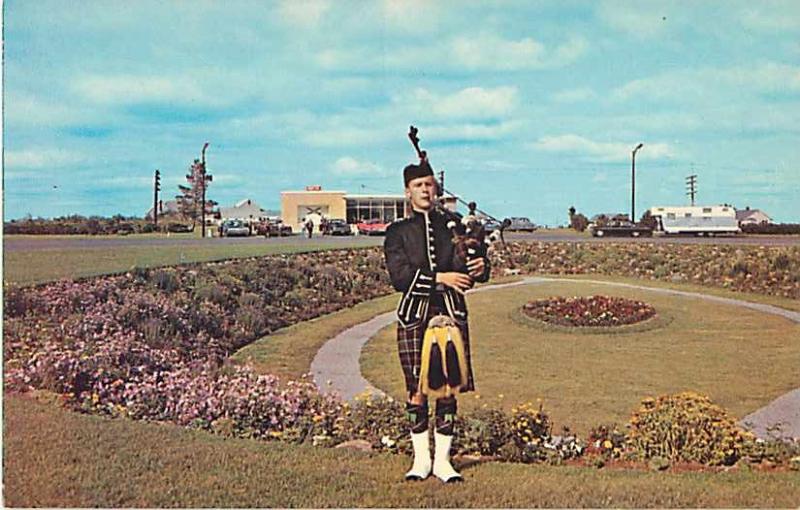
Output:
[740, 2, 800, 32]
[450, 33, 587, 70]
[598, 1, 672, 38]
[425, 121, 522, 142]
[612, 62, 800, 103]
[5, 149, 86, 169]
[592, 172, 609, 183]
[277, 0, 332, 28]
[317, 33, 586, 72]
[72, 74, 207, 105]
[532, 134, 674, 162]
[404, 86, 519, 120]
[382, 0, 443, 33]
[331, 157, 384, 176]
[552, 87, 597, 103]
[4, 92, 90, 127]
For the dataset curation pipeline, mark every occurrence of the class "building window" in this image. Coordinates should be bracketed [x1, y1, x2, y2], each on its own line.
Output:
[703, 207, 712, 213]
[667, 213, 676, 219]
[685, 213, 692, 217]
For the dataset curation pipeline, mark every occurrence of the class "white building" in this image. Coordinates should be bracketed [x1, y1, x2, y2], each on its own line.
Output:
[736, 207, 772, 225]
[218, 198, 270, 224]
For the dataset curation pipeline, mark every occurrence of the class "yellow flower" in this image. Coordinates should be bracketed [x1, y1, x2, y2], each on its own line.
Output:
[603, 440, 613, 449]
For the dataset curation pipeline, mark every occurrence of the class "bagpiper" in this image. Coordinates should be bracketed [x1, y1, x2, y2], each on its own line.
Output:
[384, 160, 490, 483]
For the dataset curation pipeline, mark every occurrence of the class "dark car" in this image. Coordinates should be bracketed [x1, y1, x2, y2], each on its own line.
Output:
[166, 223, 193, 233]
[323, 219, 352, 236]
[588, 220, 653, 238]
[507, 216, 537, 232]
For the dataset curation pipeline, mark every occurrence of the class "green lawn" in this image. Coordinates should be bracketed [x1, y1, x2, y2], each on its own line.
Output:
[2, 236, 381, 285]
[4, 393, 798, 508]
[361, 281, 800, 435]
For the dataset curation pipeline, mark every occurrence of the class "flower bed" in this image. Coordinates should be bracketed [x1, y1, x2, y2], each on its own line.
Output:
[4, 243, 800, 472]
[491, 242, 800, 300]
[523, 295, 656, 327]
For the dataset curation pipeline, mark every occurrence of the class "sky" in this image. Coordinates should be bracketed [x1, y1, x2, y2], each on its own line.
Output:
[3, 0, 799, 226]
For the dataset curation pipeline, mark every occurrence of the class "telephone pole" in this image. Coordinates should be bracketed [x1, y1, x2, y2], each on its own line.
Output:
[686, 174, 697, 206]
[153, 169, 161, 229]
[631, 143, 643, 222]
[201, 142, 209, 238]
[438, 170, 445, 198]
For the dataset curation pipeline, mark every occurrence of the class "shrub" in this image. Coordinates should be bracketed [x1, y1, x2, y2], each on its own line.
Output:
[335, 392, 409, 453]
[627, 392, 754, 466]
[455, 408, 513, 457]
[150, 269, 180, 293]
[587, 423, 627, 459]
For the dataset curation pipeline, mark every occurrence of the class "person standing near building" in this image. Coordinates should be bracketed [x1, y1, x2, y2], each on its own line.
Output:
[383, 161, 490, 483]
[305, 218, 314, 239]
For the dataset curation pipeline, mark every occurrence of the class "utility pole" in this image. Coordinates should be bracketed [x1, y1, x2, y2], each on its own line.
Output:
[201, 142, 209, 238]
[438, 170, 445, 198]
[631, 143, 643, 223]
[686, 174, 697, 206]
[153, 169, 161, 229]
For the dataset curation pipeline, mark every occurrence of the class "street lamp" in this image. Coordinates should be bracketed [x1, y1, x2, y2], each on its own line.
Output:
[631, 143, 643, 223]
[201, 142, 209, 238]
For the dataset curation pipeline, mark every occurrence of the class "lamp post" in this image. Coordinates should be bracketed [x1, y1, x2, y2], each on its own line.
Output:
[201, 142, 209, 238]
[631, 143, 643, 223]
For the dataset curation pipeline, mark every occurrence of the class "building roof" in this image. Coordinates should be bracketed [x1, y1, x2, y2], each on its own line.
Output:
[736, 208, 772, 222]
[219, 198, 269, 220]
[145, 200, 180, 219]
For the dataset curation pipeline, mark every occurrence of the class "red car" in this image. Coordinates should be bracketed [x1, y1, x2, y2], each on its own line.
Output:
[356, 219, 389, 236]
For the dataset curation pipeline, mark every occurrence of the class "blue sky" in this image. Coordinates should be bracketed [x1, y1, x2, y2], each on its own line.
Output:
[3, 0, 799, 225]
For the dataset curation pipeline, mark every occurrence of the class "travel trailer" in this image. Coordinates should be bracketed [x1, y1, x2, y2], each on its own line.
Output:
[648, 205, 741, 236]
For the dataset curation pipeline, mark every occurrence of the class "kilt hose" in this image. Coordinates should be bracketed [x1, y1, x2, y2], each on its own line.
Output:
[397, 311, 475, 396]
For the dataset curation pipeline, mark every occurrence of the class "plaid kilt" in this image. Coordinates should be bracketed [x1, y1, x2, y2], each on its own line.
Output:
[397, 313, 475, 396]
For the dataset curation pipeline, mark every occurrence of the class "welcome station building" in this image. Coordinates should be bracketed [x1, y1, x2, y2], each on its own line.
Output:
[280, 186, 458, 231]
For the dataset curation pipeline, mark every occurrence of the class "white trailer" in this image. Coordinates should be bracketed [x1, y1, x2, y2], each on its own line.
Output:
[648, 205, 741, 236]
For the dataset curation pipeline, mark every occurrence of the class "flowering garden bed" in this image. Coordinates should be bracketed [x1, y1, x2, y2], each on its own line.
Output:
[523, 295, 656, 328]
[4, 243, 800, 472]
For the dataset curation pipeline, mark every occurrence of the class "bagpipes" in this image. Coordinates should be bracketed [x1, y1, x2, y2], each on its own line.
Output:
[407, 125, 511, 398]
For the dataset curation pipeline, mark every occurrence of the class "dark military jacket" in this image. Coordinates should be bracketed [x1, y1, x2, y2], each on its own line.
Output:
[383, 208, 490, 327]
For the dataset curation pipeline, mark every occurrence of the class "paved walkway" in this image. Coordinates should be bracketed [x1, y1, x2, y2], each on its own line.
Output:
[310, 277, 800, 439]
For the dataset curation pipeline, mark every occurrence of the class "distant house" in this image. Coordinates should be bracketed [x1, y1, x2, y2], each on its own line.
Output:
[145, 200, 181, 220]
[218, 199, 270, 223]
[736, 207, 772, 225]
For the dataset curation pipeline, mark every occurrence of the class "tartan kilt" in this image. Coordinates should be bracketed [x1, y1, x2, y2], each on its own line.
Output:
[397, 315, 475, 396]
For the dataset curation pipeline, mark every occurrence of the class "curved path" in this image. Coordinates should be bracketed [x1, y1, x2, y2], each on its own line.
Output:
[310, 277, 800, 439]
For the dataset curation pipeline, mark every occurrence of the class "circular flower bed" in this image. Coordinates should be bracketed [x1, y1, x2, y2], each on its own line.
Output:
[523, 295, 656, 327]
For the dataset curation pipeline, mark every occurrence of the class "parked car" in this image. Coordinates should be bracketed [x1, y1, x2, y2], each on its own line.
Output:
[322, 219, 352, 236]
[356, 219, 389, 236]
[507, 216, 537, 232]
[256, 219, 292, 237]
[588, 220, 653, 238]
[221, 220, 251, 237]
[166, 223, 193, 233]
[116, 223, 135, 235]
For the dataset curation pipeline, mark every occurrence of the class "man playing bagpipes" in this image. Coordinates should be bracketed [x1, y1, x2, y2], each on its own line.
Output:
[383, 128, 491, 483]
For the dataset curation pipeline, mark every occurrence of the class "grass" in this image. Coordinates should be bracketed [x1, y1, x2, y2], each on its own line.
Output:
[2, 236, 381, 285]
[4, 393, 799, 508]
[231, 293, 399, 381]
[361, 280, 800, 436]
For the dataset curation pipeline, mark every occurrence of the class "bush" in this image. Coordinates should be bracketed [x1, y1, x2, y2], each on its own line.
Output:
[335, 392, 409, 453]
[455, 408, 512, 457]
[587, 423, 627, 459]
[741, 223, 800, 235]
[150, 270, 179, 293]
[627, 392, 754, 466]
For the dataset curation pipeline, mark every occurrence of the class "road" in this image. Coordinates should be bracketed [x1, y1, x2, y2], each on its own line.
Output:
[3, 232, 799, 252]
